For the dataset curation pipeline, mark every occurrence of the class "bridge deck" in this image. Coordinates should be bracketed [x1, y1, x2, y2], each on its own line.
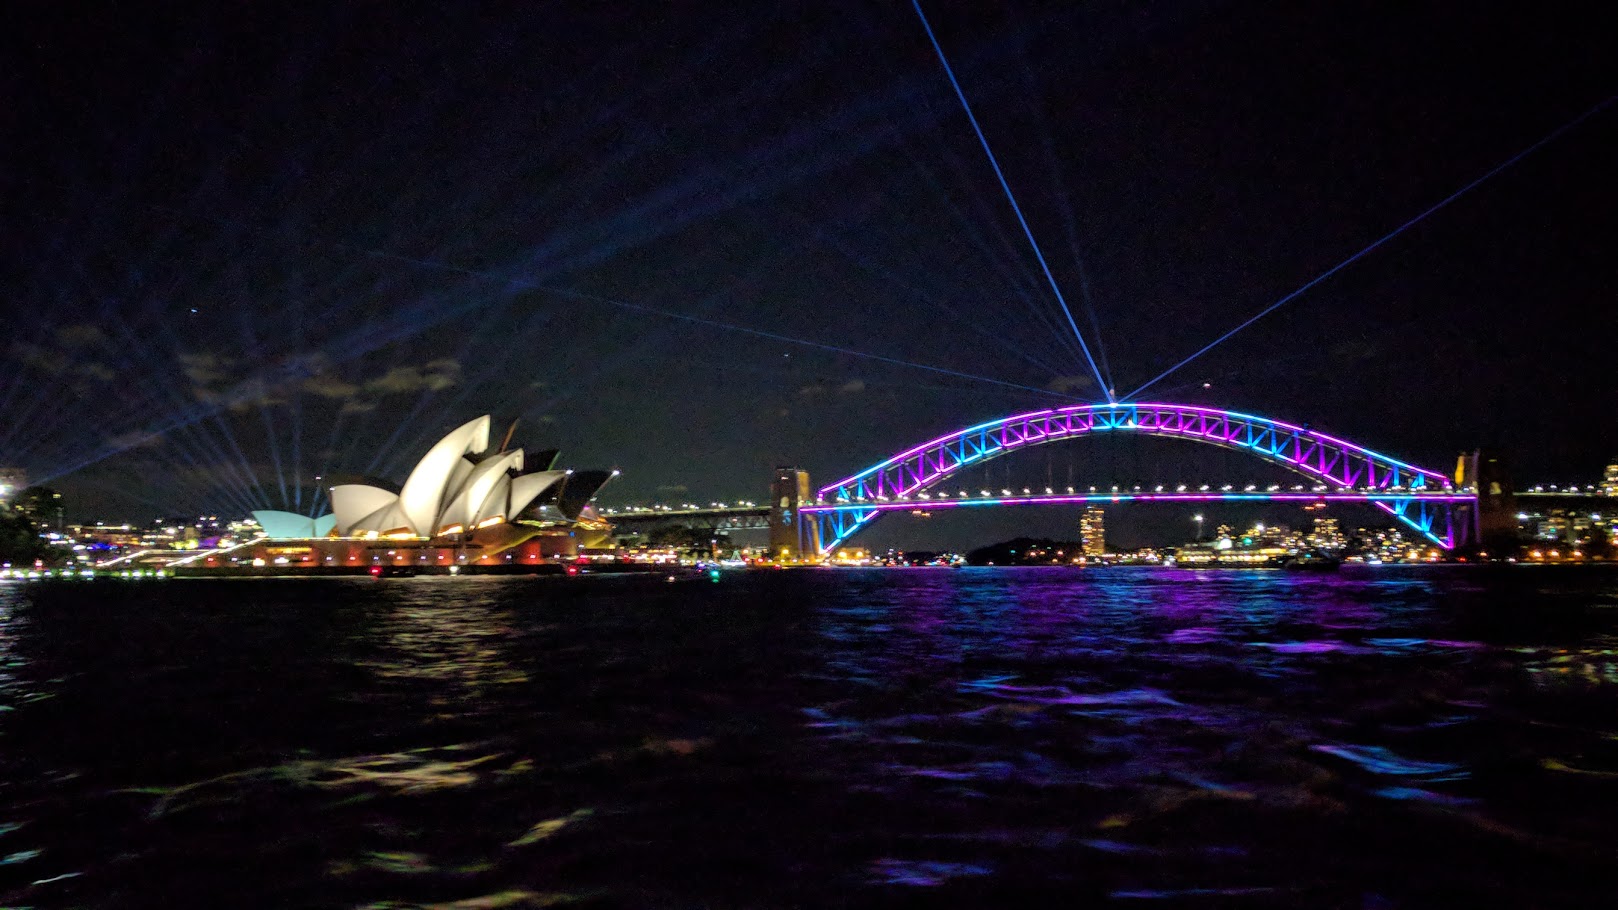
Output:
[803, 490, 1475, 514]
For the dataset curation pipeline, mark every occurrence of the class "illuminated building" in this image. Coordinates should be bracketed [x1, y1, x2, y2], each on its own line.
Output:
[148, 415, 616, 575]
[253, 512, 337, 539]
[324, 415, 596, 538]
[1521, 507, 1599, 545]
[69, 523, 142, 549]
[828, 547, 872, 566]
[1604, 460, 1618, 497]
[11, 486, 63, 531]
[0, 467, 26, 505]
[1080, 507, 1106, 557]
[1308, 516, 1345, 551]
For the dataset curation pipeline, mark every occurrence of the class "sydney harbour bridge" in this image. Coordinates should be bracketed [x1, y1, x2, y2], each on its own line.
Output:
[600, 8, 1613, 562]
[608, 401, 1538, 558]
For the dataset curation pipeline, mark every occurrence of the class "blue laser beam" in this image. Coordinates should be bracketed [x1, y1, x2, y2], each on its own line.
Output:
[782, 205, 1069, 379]
[902, 138, 1093, 371]
[537, 285, 1084, 401]
[1124, 91, 1618, 401]
[1014, 35, 1115, 395]
[912, 0, 1110, 400]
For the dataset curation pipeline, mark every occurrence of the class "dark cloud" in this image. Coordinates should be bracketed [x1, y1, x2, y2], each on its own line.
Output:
[12, 342, 70, 375]
[364, 360, 462, 396]
[55, 324, 111, 349]
[178, 352, 234, 392]
[223, 379, 287, 413]
[104, 429, 165, 451]
[12, 327, 117, 382]
[77, 363, 116, 382]
[302, 374, 361, 399]
[1046, 375, 1095, 395]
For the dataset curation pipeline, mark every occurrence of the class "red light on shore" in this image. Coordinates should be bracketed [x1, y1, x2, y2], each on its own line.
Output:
[565, 566, 579, 576]
[369, 565, 383, 576]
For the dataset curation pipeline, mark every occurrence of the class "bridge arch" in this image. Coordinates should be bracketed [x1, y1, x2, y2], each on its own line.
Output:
[808, 402, 1465, 553]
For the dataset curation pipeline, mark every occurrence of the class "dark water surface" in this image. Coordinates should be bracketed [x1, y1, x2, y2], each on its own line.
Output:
[3, 567, 1618, 908]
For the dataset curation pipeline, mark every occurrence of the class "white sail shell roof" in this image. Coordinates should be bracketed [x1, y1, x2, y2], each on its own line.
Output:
[321, 415, 592, 539]
[441, 450, 524, 532]
[508, 470, 565, 517]
[397, 415, 491, 537]
[331, 485, 401, 535]
[252, 510, 322, 539]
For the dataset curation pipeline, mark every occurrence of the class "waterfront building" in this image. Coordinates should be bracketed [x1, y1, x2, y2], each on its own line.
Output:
[1344, 525, 1441, 562]
[1080, 507, 1106, 557]
[828, 547, 872, 566]
[68, 523, 142, 549]
[1308, 516, 1346, 551]
[253, 512, 338, 539]
[1518, 505, 1612, 555]
[10, 486, 63, 531]
[324, 415, 606, 538]
[136, 415, 618, 575]
[1604, 460, 1618, 497]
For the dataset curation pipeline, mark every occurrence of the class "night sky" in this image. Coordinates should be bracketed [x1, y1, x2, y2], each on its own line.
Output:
[4, 1, 1615, 547]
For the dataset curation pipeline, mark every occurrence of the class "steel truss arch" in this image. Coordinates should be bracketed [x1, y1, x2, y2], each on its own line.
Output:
[810, 402, 1463, 553]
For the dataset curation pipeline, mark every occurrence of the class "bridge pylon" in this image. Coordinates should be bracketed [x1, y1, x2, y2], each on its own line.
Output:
[1453, 450, 1516, 553]
[768, 467, 821, 562]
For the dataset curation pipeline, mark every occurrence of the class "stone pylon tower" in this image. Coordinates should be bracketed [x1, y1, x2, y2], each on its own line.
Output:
[1455, 450, 1515, 550]
[768, 467, 821, 561]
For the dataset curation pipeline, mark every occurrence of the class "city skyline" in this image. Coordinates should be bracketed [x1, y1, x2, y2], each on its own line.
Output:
[4, 2, 1614, 535]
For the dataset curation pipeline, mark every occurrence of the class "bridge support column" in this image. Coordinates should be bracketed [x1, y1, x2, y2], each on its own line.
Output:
[1454, 450, 1516, 553]
[768, 467, 821, 562]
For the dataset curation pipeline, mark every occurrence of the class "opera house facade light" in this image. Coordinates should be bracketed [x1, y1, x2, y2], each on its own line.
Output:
[251, 511, 337, 539]
[250, 415, 614, 542]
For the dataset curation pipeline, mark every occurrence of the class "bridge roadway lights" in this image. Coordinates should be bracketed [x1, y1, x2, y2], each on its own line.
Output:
[805, 402, 1475, 556]
[799, 492, 1476, 557]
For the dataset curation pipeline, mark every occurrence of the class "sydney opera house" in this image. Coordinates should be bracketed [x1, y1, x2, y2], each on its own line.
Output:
[189, 415, 614, 574]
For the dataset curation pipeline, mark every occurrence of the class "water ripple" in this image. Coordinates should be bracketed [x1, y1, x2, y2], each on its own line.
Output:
[1, 567, 1616, 906]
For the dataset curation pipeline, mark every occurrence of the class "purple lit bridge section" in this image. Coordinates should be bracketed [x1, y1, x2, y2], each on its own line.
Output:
[804, 403, 1473, 554]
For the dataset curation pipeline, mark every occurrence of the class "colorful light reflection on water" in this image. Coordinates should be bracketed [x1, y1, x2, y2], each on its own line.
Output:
[1, 566, 1616, 907]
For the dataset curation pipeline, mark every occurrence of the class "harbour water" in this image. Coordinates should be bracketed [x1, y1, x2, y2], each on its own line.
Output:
[2, 566, 1616, 907]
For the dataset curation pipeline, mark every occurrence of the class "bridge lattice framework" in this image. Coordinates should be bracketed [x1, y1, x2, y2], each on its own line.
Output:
[803, 402, 1473, 554]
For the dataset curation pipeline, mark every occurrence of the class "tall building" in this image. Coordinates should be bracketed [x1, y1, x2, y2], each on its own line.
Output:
[1604, 460, 1618, 497]
[1080, 507, 1105, 557]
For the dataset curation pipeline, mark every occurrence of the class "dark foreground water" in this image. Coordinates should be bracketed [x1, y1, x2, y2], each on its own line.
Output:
[3, 567, 1618, 908]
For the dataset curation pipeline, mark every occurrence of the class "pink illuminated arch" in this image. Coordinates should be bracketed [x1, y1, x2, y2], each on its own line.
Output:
[809, 402, 1463, 552]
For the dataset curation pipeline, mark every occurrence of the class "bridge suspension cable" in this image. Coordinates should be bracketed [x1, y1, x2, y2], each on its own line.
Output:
[911, 0, 1112, 400]
[1124, 91, 1618, 402]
